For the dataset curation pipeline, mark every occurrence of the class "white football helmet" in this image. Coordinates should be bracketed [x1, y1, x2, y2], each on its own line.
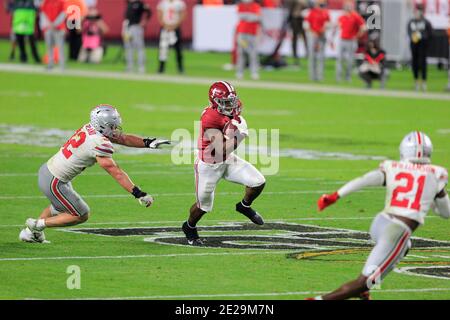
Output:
[399, 131, 433, 164]
[90, 104, 122, 139]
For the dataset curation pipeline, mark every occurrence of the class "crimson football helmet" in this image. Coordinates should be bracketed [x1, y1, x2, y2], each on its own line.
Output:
[209, 81, 241, 117]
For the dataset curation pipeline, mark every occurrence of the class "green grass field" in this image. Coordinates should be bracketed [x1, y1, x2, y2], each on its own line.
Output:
[0, 41, 450, 300]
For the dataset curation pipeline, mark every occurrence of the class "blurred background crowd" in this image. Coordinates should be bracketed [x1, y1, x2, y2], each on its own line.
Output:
[1, 0, 449, 91]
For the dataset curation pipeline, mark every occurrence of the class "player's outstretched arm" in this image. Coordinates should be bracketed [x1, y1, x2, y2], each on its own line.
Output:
[434, 189, 450, 219]
[318, 169, 385, 211]
[111, 133, 170, 149]
[96, 156, 153, 207]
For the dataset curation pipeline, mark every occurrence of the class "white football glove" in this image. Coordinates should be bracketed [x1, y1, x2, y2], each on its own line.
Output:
[144, 138, 171, 149]
[138, 194, 154, 208]
[231, 116, 249, 137]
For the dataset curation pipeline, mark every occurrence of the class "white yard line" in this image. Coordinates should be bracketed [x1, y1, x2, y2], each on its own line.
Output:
[0, 189, 381, 200]
[1, 63, 449, 101]
[24, 287, 450, 300]
[0, 171, 190, 177]
[0, 250, 291, 262]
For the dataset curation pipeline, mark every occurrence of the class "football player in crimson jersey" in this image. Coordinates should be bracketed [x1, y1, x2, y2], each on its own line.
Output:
[19, 104, 170, 243]
[307, 131, 449, 300]
[182, 81, 266, 246]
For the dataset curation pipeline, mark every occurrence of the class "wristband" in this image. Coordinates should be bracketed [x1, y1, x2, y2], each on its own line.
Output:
[131, 186, 147, 198]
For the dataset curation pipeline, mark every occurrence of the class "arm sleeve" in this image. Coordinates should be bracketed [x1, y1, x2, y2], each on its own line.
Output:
[434, 194, 450, 219]
[337, 169, 385, 198]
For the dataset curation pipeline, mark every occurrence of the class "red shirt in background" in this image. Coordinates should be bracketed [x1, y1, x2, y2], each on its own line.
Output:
[306, 7, 330, 34]
[237, 2, 261, 36]
[338, 10, 365, 40]
[261, 0, 278, 8]
[41, 0, 66, 31]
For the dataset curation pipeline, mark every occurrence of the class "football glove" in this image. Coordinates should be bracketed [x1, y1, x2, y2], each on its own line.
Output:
[138, 194, 154, 208]
[317, 192, 340, 211]
[143, 138, 171, 149]
[131, 186, 153, 208]
[231, 116, 248, 137]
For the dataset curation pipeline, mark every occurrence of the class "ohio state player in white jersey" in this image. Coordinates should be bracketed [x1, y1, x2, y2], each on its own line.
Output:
[19, 104, 169, 243]
[307, 131, 449, 300]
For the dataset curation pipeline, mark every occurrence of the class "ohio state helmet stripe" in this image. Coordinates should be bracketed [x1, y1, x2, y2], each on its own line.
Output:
[416, 131, 423, 158]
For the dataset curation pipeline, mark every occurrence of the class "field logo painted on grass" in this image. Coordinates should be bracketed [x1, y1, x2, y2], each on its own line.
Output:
[68, 222, 450, 252]
[171, 121, 279, 175]
[67, 222, 450, 281]
[394, 266, 450, 280]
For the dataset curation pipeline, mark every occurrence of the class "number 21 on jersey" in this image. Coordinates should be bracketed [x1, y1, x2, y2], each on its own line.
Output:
[390, 172, 426, 211]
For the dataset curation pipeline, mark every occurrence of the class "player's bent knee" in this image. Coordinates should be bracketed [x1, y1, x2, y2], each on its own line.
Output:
[77, 213, 89, 223]
[249, 179, 266, 189]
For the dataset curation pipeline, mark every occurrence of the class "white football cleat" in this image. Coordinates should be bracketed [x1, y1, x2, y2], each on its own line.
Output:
[19, 227, 48, 243]
[26, 218, 44, 232]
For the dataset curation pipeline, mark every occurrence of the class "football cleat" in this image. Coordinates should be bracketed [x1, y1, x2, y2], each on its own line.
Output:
[26, 218, 45, 232]
[19, 227, 47, 243]
[182, 221, 204, 246]
[236, 202, 264, 225]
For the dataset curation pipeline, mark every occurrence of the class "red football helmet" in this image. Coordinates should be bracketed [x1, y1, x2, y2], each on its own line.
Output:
[208, 81, 241, 117]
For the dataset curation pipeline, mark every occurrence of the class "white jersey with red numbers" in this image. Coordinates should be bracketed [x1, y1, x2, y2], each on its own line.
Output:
[47, 123, 114, 182]
[381, 160, 448, 224]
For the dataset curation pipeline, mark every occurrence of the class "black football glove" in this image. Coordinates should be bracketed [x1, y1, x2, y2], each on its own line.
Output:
[143, 138, 171, 149]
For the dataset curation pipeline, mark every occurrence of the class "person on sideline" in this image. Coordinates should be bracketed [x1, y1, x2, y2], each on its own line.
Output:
[157, 0, 186, 74]
[122, 0, 151, 73]
[40, 0, 66, 70]
[304, 0, 330, 82]
[12, 0, 41, 64]
[333, 0, 366, 82]
[78, 6, 109, 64]
[358, 40, 386, 89]
[236, 0, 262, 80]
[407, 4, 433, 92]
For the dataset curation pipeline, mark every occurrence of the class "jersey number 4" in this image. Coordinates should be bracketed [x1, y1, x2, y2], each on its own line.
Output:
[390, 172, 426, 211]
[62, 130, 86, 159]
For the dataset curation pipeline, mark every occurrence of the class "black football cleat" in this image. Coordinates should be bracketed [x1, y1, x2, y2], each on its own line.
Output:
[236, 202, 264, 225]
[182, 221, 204, 246]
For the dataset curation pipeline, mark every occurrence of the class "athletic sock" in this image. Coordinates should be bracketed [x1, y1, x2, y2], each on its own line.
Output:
[241, 199, 252, 207]
[36, 218, 46, 230]
[315, 296, 323, 300]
